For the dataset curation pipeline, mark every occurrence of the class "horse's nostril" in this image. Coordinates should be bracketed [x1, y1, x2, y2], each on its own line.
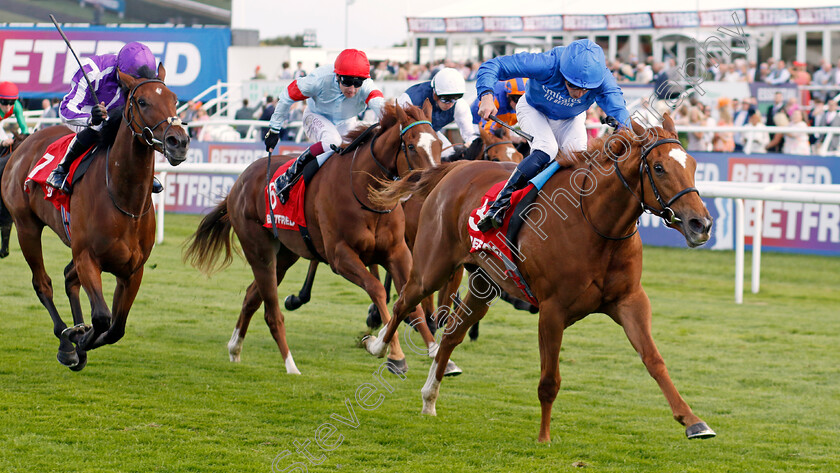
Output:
[688, 218, 705, 234]
[165, 136, 179, 148]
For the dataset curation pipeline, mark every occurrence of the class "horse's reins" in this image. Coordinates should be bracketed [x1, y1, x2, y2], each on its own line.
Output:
[106, 78, 184, 219]
[580, 137, 699, 240]
[350, 119, 432, 214]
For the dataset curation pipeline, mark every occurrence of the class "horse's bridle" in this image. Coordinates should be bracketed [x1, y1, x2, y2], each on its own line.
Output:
[351, 119, 433, 214]
[105, 78, 182, 219]
[581, 137, 699, 240]
[124, 78, 183, 161]
[482, 140, 513, 161]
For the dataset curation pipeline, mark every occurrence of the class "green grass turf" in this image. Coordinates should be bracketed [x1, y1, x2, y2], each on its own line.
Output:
[0, 213, 838, 472]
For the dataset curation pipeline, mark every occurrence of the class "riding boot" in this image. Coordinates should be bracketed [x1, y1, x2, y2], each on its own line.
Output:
[274, 148, 316, 204]
[476, 169, 529, 232]
[152, 176, 163, 194]
[46, 129, 97, 194]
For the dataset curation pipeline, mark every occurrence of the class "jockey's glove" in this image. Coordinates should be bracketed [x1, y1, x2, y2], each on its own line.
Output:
[264, 129, 281, 152]
[600, 115, 621, 129]
[90, 103, 108, 126]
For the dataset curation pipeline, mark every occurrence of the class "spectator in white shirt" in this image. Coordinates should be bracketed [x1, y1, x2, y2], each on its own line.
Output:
[742, 110, 769, 154]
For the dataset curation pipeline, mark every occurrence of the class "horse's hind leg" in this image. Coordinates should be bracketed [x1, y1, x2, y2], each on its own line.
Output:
[228, 280, 262, 362]
[0, 221, 11, 258]
[421, 270, 493, 416]
[608, 289, 715, 440]
[229, 249, 299, 364]
[16, 222, 77, 367]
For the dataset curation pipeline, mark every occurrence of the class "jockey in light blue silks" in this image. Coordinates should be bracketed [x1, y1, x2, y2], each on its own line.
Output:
[264, 49, 386, 204]
[474, 39, 631, 231]
[46, 42, 160, 194]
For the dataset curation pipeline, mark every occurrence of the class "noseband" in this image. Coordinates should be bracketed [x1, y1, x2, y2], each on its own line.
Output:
[124, 78, 183, 161]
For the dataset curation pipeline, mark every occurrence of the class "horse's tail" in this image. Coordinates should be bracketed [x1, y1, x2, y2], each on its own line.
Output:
[183, 196, 236, 276]
[369, 162, 464, 208]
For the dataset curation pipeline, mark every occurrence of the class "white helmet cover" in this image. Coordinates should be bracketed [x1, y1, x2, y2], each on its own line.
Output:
[432, 68, 466, 95]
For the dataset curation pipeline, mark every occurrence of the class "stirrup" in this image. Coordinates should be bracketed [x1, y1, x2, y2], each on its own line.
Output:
[477, 206, 505, 232]
[46, 170, 70, 194]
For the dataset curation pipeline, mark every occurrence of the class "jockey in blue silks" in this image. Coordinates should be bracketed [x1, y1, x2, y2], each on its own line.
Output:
[474, 39, 630, 232]
[397, 67, 478, 160]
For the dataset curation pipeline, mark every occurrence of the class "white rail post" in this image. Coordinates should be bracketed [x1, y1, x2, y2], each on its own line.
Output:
[156, 172, 167, 244]
[735, 198, 745, 304]
[751, 200, 763, 294]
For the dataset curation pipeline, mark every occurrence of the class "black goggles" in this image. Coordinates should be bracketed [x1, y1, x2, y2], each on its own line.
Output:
[438, 94, 463, 104]
[565, 80, 589, 92]
[338, 76, 366, 88]
[0, 99, 15, 106]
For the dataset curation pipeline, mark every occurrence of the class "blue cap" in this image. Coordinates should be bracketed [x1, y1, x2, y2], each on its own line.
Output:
[559, 39, 606, 89]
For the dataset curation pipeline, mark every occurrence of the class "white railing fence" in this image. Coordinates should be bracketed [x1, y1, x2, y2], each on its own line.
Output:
[151, 161, 840, 305]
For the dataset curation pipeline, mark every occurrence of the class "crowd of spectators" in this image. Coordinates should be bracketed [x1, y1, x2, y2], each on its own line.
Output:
[8, 53, 840, 155]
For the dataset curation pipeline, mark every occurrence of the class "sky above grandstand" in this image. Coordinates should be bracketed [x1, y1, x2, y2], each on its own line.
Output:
[232, 0, 453, 50]
[233, 0, 840, 50]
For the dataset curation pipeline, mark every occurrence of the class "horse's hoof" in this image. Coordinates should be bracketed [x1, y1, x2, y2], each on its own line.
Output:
[443, 360, 462, 377]
[60, 323, 90, 345]
[0, 249, 8, 259]
[56, 349, 79, 368]
[366, 303, 382, 329]
[686, 421, 716, 439]
[69, 349, 87, 372]
[284, 294, 302, 311]
[386, 357, 407, 375]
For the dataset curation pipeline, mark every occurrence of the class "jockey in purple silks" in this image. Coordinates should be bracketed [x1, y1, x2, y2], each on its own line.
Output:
[46, 41, 162, 194]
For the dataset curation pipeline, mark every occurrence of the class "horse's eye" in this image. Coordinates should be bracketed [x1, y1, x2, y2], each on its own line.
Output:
[653, 163, 665, 174]
[407, 144, 416, 152]
[138, 99, 147, 107]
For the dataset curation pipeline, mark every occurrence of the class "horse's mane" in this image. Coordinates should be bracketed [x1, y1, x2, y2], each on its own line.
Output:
[343, 102, 428, 143]
[565, 125, 674, 169]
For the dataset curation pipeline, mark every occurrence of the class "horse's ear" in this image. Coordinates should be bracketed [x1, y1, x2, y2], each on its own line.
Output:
[421, 98, 433, 119]
[479, 127, 490, 142]
[157, 62, 166, 81]
[118, 69, 139, 91]
[396, 101, 408, 123]
[662, 112, 676, 135]
[630, 118, 647, 139]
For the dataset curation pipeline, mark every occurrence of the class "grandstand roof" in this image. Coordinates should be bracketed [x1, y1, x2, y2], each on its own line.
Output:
[414, 0, 840, 18]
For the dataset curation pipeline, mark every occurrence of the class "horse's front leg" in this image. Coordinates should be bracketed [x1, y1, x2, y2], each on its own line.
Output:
[70, 252, 112, 352]
[330, 242, 406, 367]
[62, 261, 89, 370]
[607, 288, 716, 440]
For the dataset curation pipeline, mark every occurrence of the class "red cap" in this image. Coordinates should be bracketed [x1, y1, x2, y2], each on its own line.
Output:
[0, 81, 19, 100]
[334, 49, 370, 78]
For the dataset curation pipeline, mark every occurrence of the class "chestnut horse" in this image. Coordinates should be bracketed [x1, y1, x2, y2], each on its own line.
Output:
[1, 65, 189, 370]
[184, 102, 440, 374]
[286, 126, 522, 325]
[364, 115, 716, 442]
